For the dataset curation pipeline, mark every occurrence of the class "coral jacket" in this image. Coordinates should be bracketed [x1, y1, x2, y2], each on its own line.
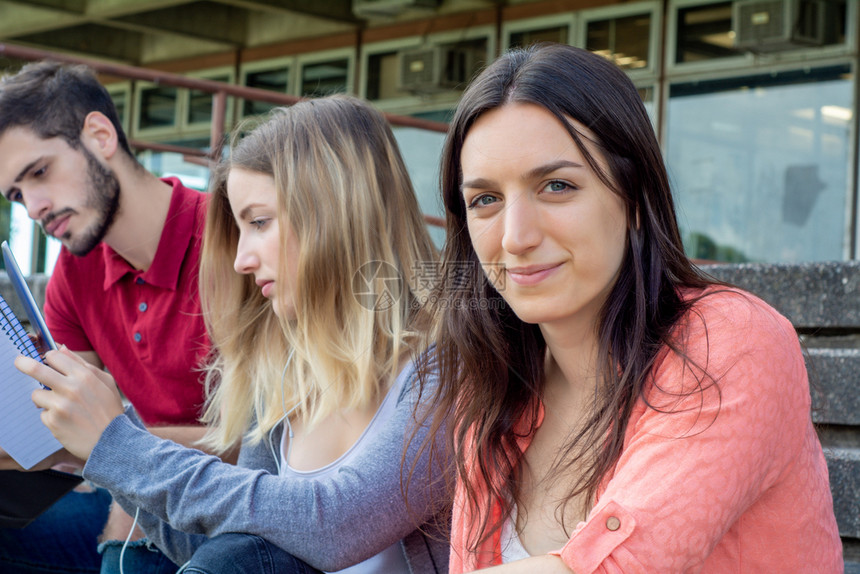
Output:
[450, 289, 842, 573]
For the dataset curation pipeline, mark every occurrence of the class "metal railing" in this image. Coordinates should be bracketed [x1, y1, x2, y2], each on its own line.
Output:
[0, 43, 449, 162]
[0, 42, 450, 270]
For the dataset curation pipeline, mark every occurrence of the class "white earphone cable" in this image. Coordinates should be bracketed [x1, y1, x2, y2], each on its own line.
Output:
[118, 506, 141, 574]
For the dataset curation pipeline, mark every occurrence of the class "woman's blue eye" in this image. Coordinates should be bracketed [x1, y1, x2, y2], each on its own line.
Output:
[469, 194, 499, 209]
[545, 180, 571, 193]
[250, 218, 268, 229]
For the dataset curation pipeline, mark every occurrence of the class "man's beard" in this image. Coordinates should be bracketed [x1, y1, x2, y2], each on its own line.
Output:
[63, 148, 121, 256]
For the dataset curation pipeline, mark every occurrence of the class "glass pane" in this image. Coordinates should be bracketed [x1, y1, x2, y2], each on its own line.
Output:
[392, 125, 447, 248]
[110, 91, 127, 130]
[243, 67, 289, 117]
[139, 86, 178, 129]
[188, 75, 230, 124]
[509, 26, 568, 49]
[587, 14, 650, 69]
[666, 66, 852, 263]
[301, 58, 349, 98]
[676, 2, 742, 64]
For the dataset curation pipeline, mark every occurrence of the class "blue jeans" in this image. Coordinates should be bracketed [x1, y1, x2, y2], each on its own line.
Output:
[0, 487, 177, 574]
[180, 534, 321, 574]
[99, 538, 179, 574]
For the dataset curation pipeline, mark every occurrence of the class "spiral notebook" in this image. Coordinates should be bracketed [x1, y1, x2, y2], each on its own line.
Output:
[0, 241, 63, 469]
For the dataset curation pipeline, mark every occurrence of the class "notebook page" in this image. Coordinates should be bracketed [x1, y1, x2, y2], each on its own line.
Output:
[0, 332, 63, 469]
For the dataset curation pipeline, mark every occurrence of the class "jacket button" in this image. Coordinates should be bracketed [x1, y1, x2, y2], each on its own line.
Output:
[606, 516, 621, 531]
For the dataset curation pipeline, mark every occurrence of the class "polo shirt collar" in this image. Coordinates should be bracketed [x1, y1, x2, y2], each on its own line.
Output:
[102, 177, 197, 291]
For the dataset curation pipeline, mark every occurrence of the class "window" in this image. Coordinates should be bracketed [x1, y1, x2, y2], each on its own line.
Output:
[138, 86, 179, 130]
[504, 13, 576, 52]
[580, 3, 659, 77]
[587, 13, 651, 70]
[301, 57, 349, 97]
[509, 25, 569, 49]
[666, 65, 852, 262]
[107, 83, 131, 135]
[675, 2, 740, 64]
[188, 74, 231, 125]
[243, 66, 290, 117]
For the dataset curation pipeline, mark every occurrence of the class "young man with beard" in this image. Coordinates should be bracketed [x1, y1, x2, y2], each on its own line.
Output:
[0, 62, 211, 573]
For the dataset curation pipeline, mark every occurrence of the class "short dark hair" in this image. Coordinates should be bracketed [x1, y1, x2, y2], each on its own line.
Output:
[0, 60, 133, 156]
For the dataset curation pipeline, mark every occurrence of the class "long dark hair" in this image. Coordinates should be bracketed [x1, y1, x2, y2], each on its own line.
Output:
[424, 43, 711, 550]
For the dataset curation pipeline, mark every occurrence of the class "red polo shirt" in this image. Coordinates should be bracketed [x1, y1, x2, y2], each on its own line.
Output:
[44, 178, 209, 426]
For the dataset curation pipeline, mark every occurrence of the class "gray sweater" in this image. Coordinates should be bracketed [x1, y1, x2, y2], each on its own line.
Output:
[82, 360, 450, 573]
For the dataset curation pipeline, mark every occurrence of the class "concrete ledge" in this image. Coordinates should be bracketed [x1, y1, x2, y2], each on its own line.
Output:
[701, 261, 860, 330]
[808, 348, 860, 426]
[827, 448, 860, 538]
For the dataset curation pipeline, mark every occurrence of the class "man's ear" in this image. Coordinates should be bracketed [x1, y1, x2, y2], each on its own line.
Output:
[80, 111, 119, 160]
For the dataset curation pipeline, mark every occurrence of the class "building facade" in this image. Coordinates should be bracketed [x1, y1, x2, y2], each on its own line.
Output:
[0, 0, 855, 270]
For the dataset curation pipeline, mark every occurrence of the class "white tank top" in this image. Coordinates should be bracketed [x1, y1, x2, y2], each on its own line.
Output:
[500, 505, 531, 563]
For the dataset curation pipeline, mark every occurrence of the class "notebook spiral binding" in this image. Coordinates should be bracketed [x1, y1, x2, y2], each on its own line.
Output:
[0, 295, 42, 362]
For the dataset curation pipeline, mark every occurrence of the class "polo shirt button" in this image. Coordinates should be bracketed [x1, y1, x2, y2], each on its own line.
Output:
[135, 277, 145, 285]
[139, 303, 148, 312]
[134, 332, 142, 342]
[606, 516, 621, 531]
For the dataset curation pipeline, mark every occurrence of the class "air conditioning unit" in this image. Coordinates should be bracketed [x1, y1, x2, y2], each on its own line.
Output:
[353, 0, 439, 19]
[733, 0, 837, 52]
[398, 44, 481, 93]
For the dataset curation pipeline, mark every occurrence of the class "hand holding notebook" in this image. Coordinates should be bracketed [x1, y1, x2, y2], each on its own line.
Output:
[20, 347, 125, 461]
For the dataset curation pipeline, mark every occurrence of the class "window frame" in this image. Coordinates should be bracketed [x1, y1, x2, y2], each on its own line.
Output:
[183, 66, 236, 133]
[238, 56, 296, 121]
[501, 12, 578, 50]
[667, 0, 856, 77]
[105, 82, 133, 136]
[296, 47, 356, 98]
[578, 1, 662, 81]
[132, 81, 182, 138]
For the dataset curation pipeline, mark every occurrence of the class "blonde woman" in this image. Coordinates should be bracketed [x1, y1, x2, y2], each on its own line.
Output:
[18, 95, 449, 574]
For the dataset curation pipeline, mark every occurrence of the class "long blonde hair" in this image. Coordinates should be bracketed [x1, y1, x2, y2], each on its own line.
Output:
[199, 95, 437, 453]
